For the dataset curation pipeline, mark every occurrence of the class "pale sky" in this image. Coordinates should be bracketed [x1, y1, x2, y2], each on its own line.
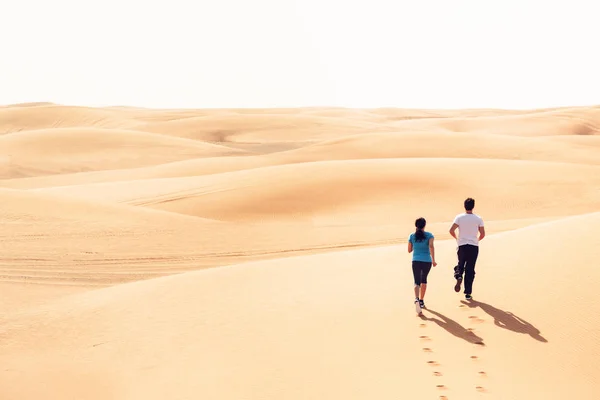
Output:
[2, 0, 599, 109]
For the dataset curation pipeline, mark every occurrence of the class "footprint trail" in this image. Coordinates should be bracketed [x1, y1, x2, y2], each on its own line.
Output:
[415, 302, 492, 398]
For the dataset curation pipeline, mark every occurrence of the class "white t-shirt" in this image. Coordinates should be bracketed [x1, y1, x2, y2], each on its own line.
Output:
[453, 212, 484, 246]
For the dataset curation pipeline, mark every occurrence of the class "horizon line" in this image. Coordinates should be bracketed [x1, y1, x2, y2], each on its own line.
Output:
[3, 100, 600, 112]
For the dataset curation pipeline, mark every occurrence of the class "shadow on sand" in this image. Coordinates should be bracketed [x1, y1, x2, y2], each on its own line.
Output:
[419, 308, 486, 346]
[460, 299, 548, 343]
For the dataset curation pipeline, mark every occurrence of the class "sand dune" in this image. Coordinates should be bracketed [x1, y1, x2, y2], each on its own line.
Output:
[278, 130, 600, 164]
[1, 213, 599, 400]
[0, 182, 567, 288]
[3, 126, 600, 190]
[141, 112, 390, 142]
[0, 104, 136, 133]
[0, 187, 426, 287]
[0, 127, 246, 179]
[390, 106, 600, 137]
[0, 187, 227, 286]
[1, 103, 599, 400]
[31, 158, 600, 225]
[0, 155, 264, 189]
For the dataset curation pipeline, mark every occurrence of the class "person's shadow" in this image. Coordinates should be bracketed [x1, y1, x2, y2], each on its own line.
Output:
[419, 308, 486, 346]
[460, 299, 548, 343]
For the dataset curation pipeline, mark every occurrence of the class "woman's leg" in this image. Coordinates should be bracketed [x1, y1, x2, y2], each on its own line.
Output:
[412, 261, 421, 299]
[419, 262, 433, 300]
[420, 284, 427, 299]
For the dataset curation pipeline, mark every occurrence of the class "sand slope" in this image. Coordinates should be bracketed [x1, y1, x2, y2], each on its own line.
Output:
[0, 103, 599, 400]
[387, 106, 600, 137]
[2, 109, 600, 189]
[1, 213, 599, 400]
[30, 158, 600, 225]
[0, 127, 246, 179]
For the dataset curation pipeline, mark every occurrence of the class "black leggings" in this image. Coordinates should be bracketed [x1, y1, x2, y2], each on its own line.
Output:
[412, 261, 432, 285]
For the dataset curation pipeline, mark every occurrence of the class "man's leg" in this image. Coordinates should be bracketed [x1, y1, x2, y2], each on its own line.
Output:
[463, 245, 479, 296]
[454, 245, 466, 292]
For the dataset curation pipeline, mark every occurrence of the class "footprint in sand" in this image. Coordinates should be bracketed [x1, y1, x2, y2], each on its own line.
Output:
[470, 355, 479, 361]
[422, 347, 432, 353]
[478, 371, 487, 377]
[427, 360, 440, 367]
[433, 371, 443, 376]
[468, 315, 485, 323]
[476, 386, 486, 392]
[419, 323, 427, 328]
[419, 335, 432, 341]
[436, 384, 447, 390]
[439, 397, 448, 400]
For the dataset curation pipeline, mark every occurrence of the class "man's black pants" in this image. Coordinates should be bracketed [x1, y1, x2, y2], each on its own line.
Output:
[453, 244, 479, 295]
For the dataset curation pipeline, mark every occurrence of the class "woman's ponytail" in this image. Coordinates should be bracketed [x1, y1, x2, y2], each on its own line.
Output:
[414, 217, 426, 241]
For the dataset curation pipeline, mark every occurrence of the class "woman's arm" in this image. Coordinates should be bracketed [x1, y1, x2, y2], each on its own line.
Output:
[408, 241, 413, 253]
[429, 237, 437, 266]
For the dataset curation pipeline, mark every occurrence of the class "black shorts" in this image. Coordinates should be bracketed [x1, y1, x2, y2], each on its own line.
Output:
[412, 261, 432, 285]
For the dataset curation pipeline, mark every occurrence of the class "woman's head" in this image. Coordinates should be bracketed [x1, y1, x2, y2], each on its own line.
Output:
[414, 217, 426, 241]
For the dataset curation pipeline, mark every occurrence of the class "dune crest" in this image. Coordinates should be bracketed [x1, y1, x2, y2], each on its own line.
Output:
[1, 103, 599, 400]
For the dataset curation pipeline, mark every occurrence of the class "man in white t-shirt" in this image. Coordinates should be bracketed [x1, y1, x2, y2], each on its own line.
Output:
[449, 197, 485, 300]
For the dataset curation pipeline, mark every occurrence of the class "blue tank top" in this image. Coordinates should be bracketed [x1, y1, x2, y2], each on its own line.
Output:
[408, 231, 434, 262]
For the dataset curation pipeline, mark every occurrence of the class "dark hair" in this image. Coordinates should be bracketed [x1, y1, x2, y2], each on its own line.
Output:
[414, 217, 426, 242]
[464, 197, 475, 211]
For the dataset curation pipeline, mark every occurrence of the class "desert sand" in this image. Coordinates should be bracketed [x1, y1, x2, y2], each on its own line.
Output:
[1, 102, 599, 399]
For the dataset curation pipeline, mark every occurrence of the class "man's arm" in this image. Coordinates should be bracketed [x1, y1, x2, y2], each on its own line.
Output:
[449, 223, 459, 239]
[478, 226, 485, 241]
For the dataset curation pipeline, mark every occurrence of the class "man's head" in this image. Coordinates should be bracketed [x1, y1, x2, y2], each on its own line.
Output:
[464, 197, 475, 212]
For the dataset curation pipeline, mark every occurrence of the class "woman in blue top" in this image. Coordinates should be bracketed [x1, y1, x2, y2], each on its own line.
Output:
[408, 217, 437, 309]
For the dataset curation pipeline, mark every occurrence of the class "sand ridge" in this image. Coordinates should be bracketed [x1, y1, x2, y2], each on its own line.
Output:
[0, 103, 599, 400]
